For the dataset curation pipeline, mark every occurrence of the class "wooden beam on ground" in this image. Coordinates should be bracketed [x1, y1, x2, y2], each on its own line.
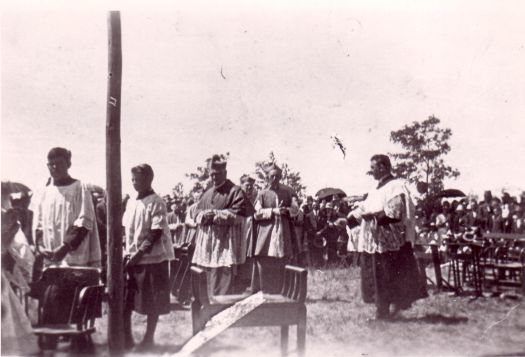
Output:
[106, 10, 124, 353]
[174, 292, 265, 356]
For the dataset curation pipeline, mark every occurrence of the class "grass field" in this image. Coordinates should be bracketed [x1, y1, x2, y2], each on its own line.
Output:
[80, 265, 525, 357]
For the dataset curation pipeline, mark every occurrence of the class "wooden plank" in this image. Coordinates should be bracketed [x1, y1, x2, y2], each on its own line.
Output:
[176, 292, 265, 356]
[105, 11, 124, 353]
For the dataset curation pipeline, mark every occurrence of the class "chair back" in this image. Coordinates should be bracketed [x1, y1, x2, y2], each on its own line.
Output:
[74, 285, 104, 330]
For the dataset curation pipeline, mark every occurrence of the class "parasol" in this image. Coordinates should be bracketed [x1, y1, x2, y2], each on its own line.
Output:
[435, 189, 466, 199]
[315, 187, 346, 201]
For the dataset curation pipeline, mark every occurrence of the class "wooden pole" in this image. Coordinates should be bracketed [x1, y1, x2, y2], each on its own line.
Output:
[106, 11, 124, 353]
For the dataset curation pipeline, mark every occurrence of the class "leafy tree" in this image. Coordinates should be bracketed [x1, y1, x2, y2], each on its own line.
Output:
[254, 152, 307, 198]
[186, 153, 230, 194]
[389, 115, 460, 197]
[171, 182, 185, 200]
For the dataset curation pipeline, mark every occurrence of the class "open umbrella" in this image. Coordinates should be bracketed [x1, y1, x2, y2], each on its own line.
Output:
[315, 187, 346, 201]
[435, 188, 466, 198]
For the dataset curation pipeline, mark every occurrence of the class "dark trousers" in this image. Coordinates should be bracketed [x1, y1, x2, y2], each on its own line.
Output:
[207, 266, 232, 296]
[252, 256, 285, 294]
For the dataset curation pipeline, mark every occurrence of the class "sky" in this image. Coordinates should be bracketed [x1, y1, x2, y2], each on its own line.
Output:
[2, 0, 525, 199]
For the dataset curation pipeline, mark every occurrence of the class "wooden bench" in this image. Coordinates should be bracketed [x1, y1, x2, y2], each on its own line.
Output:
[191, 265, 307, 356]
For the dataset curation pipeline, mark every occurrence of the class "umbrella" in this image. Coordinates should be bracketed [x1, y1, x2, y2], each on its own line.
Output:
[315, 187, 346, 201]
[1, 181, 33, 209]
[435, 189, 466, 198]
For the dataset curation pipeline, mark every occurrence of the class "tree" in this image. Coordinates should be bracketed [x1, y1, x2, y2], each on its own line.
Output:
[171, 182, 185, 200]
[186, 153, 230, 194]
[389, 115, 460, 197]
[254, 152, 307, 198]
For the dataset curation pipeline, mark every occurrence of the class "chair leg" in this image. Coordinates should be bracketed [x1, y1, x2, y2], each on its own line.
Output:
[280, 325, 289, 357]
[297, 306, 307, 357]
[38, 335, 58, 350]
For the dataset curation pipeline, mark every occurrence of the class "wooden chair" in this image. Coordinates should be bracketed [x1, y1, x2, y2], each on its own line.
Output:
[191, 265, 307, 357]
[30, 266, 103, 351]
[491, 245, 525, 294]
[33, 284, 105, 351]
[482, 233, 525, 295]
[170, 245, 194, 307]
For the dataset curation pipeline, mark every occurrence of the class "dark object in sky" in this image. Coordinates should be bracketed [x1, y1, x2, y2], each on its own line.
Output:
[316, 187, 347, 200]
[435, 189, 466, 198]
[331, 135, 347, 159]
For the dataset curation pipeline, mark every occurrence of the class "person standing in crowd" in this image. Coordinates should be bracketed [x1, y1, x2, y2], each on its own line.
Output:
[192, 155, 253, 295]
[305, 200, 326, 267]
[33, 147, 102, 326]
[9, 191, 34, 246]
[123, 164, 175, 350]
[35, 148, 102, 269]
[1, 209, 39, 356]
[183, 188, 204, 246]
[347, 154, 427, 320]
[292, 198, 307, 266]
[477, 191, 493, 232]
[236, 174, 257, 292]
[168, 201, 185, 247]
[252, 163, 299, 293]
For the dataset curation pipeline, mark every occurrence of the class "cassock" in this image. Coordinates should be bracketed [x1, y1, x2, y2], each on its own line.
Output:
[252, 184, 299, 293]
[192, 179, 252, 295]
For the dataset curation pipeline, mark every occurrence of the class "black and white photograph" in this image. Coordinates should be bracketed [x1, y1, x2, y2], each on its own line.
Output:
[1, 1, 524, 356]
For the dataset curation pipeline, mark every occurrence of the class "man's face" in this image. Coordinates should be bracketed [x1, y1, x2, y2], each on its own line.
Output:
[131, 172, 151, 193]
[370, 159, 387, 181]
[268, 170, 281, 188]
[241, 181, 254, 194]
[210, 168, 227, 187]
[47, 156, 70, 181]
[193, 190, 203, 201]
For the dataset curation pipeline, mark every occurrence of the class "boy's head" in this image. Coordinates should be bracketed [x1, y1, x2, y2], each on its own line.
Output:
[131, 164, 154, 193]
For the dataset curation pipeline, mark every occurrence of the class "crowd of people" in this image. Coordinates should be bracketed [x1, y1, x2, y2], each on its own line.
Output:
[2, 146, 522, 353]
[415, 190, 525, 247]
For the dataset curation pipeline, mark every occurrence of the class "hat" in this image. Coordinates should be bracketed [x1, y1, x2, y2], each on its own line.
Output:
[264, 162, 282, 175]
[240, 174, 255, 184]
[208, 154, 227, 170]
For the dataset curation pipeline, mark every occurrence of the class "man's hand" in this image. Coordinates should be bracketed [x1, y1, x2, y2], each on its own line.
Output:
[36, 244, 54, 259]
[202, 211, 216, 225]
[51, 244, 70, 262]
[125, 250, 144, 271]
[273, 207, 289, 216]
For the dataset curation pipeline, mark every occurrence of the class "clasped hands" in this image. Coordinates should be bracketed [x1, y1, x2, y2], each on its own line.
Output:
[272, 207, 290, 217]
[201, 210, 217, 226]
[36, 244, 70, 262]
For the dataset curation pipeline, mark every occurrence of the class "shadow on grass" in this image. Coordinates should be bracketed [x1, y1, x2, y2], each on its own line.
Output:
[306, 297, 354, 303]
[394, 313, 468, 325]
